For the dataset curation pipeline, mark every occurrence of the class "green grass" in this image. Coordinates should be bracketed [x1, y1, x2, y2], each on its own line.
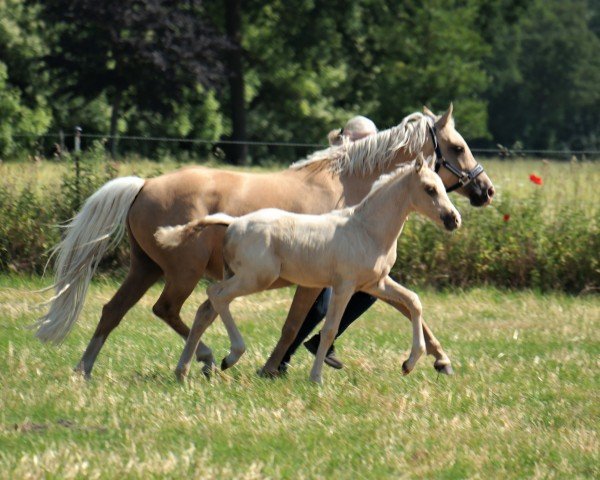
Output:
[1, 275, 598, 478]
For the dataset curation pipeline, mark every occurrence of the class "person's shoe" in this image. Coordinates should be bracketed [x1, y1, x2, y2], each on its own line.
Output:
[303, 335, 344, 370]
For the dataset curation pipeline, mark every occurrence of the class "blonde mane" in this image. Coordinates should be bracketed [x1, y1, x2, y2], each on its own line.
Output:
[290, 112, 432, 176]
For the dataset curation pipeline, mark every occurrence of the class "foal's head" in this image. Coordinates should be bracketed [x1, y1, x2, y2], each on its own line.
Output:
[424, 104, 495, 207]
[410, 155, 461, 231]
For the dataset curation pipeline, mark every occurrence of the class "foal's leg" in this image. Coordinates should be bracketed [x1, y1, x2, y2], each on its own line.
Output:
[208, 273, 277, 370]
[260, 286, 323, 376]
[175, 299, 218, 380]
[309, 286, 354, 384]
[381, 299, 453, 375]
[364, 277, 426, 375]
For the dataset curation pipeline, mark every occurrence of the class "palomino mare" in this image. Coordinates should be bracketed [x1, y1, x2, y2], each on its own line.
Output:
[35, 105, 494, 378]
[156, 155, 461, 383]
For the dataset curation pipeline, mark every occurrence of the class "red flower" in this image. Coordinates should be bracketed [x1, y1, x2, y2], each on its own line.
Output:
[503, 214, 510, 222]
[529, 174, 543, 185]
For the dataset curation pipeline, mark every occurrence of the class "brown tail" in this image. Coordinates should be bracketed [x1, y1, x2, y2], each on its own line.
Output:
[154, 213, 235, 249]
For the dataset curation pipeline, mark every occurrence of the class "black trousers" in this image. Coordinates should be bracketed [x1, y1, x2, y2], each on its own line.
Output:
[281, 288, 377, 365]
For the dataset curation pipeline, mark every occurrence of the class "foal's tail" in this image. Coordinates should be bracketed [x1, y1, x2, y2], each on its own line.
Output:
[34, 176, 146, 344]
[155, 213, 234, 249]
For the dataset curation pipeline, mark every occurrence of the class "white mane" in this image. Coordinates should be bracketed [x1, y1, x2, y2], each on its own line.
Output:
[290, 112, 433, 176]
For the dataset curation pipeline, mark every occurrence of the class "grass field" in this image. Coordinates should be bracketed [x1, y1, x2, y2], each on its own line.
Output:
[1, 275, 598, 478]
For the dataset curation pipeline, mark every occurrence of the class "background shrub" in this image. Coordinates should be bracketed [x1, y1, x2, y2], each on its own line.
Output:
[0, 157, 598, 292]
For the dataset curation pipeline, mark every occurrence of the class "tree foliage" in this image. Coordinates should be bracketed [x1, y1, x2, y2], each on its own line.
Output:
[0, 0, 598, 161]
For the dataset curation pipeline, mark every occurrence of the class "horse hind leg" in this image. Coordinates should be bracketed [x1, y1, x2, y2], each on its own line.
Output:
[152, 257, 215, 364]
[75, 241, 162, 378]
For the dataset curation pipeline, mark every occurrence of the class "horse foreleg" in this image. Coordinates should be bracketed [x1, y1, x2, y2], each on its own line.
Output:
[365, 277, 426, 375]
[309, 285, 354, 384]
[260, 286, 322, 376]
[381, 298, 453, 375]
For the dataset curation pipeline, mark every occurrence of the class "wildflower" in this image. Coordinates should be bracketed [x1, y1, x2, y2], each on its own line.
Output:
[503, 214, 510, 222]
[529, 174, 543, 185]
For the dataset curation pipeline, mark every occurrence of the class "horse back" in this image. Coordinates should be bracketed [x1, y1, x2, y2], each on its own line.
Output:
[126, 165, 343, 278]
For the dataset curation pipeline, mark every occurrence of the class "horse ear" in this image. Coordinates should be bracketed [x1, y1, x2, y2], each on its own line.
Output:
[436, 103, 454, 128]
[423, 106, 435, 118]
[415, 153, 424, 173]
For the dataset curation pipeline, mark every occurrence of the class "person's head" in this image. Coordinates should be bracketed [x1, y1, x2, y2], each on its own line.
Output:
[328, 115, 378, 146]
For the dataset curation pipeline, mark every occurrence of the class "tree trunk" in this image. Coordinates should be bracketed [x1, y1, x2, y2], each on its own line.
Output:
[109, 90, 122, 158]
[225, 0, 247, 165]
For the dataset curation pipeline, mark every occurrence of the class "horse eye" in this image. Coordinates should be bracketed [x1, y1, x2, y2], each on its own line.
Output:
[453, 145, 464, 154]
[425, 186, 436, 196]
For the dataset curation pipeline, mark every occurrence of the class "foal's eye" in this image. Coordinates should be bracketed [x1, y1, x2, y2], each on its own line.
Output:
[453, 145, 464, 154]
[425, 186, 436, 196]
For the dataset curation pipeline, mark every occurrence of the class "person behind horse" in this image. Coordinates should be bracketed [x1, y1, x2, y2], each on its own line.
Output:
[280, 115, 380, 371]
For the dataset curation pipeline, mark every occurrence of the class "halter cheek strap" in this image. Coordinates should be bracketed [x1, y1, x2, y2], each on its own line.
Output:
[427, 124, 485, 193]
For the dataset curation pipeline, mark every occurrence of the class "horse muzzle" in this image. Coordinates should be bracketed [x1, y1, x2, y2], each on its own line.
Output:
[467, 180, 495, 207]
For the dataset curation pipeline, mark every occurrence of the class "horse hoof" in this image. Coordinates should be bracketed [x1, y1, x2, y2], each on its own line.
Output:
[401, 360, 412, 376]
[309, 375, 322, 385]
[434, 362, 454, 376]
[201, 363, 214, 379]
[175, 369, 186, 383]
[73, 364, 91, 381]
[256, 367, 280, 379]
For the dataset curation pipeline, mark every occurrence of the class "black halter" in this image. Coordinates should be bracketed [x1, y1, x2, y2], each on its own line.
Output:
[427, 124, 484, 193]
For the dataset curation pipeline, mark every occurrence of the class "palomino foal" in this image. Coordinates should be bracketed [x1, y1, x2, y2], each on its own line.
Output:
[157, 155, 461, 383]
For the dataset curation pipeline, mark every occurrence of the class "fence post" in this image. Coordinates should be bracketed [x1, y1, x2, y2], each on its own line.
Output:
[74, 126, 82, 207]
[59, 129, 65, 157]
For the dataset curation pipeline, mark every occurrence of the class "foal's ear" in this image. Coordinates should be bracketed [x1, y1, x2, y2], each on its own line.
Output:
[415, 153, 424, 173]
[436, 103, 454, 128]
[425, 154, 436, 169]
[423, 106, 435, 118]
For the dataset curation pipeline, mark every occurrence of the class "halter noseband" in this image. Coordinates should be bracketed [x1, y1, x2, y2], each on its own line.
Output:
[427, 123, 484, 193]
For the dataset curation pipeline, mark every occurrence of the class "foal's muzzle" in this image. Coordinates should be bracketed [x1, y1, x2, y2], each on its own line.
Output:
[442, 212, 461, 231]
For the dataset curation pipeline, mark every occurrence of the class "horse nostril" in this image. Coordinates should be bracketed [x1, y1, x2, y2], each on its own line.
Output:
[488, 186, 495, 198]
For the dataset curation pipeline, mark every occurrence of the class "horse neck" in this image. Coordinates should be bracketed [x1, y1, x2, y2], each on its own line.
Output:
[351, 172, 414, 249]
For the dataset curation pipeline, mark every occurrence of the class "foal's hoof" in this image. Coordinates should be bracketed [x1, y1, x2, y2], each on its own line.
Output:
[220, 358, 230, 371]
[401, 360, 412, 376]
[434, 361, 454, 376]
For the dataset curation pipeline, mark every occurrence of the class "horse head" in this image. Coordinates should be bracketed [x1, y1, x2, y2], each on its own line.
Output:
[424, 104, 495, 207]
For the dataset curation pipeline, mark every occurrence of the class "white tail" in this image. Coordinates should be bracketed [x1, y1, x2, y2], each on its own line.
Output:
[155, 213, 234, 249]
[34, 176, 146, 344]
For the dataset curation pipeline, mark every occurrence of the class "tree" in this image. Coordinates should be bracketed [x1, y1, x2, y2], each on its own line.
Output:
[0, 0, 52, 157]
[224, 0, 247, 165]
[39, 0, 230, 156]
[485, 0, 600, 151]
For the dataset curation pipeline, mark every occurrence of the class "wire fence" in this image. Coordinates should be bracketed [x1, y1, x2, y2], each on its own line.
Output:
[12, 131, 600, 161]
